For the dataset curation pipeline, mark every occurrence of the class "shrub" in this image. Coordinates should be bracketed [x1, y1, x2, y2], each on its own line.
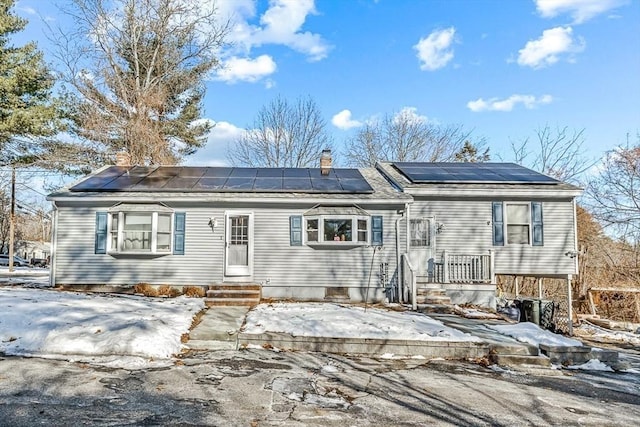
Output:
[134, 283, 158, 297]
[183, 286, 206, 298]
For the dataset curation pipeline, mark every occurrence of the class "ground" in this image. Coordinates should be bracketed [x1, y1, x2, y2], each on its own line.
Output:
[1, 349, 639, 426]
[1, 270, 639, 425]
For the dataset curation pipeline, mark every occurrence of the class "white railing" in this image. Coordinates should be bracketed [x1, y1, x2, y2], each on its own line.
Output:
[401, 253, 417, 310]
[435, 250, 494, 283]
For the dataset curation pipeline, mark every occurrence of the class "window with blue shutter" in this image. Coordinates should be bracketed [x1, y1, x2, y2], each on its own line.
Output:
[95, 212, 108, 254]
[492, 202, 504, 246]
[371, 215, 383, 246]
[531, 202, 544, 246]
[173, 212, 186, 255]
[290, 215, 302, 246]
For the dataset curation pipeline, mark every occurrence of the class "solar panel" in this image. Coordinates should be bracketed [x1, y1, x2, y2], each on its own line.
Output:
[253, 177, 282, 190]
[69, 166, 374, 193]
[202, 167, 232, 178]
[229, 168, 258, 178]
[392, 162, 559, 184]
[283, 169, 310, 178]
[256, 168, 284, 177]
[223, 177, 255, 190]
[194, 177, 227, 189]
[283, 177, 313, 191]
[339, 178, 374, 192]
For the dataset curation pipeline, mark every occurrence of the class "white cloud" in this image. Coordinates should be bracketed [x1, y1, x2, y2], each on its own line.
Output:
[17, 6, 37, 15]
[215, 55, 277, 83]
[535, 0, 629, 24]
[331, 110, 362, 130]
[184, 120, 245, 166]
[414, 27, 457, 71]
[467, 94, 553, 112]
[517, 26, 585, 68]
[219, 0, 331, 62]
[393, 107, 429, 124]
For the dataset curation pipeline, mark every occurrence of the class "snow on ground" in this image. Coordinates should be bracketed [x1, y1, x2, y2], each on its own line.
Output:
[242, 302, 481, 341]
[489, 322, 583, 347]
[0, 287, 204, 368]
[575, 321, 640, 346]
[567, 359, 615, 372]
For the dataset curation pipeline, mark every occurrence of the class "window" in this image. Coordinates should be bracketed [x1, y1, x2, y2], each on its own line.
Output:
[410, 219, 431, 247]
[304, 216, 369, 244]
[307, 218, 319, 242]
[493, 201, 543, 246]
[109, 211, 173, 253]
[506, 203, 530, 244]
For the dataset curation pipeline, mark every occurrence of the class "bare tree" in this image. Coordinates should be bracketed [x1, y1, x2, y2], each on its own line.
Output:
[511, 125, 593, 183]
[586, 137, 640, 244]
[227, 96, 333, 167]
[343, 109, 484, 167]
[52, 0, 228, 165]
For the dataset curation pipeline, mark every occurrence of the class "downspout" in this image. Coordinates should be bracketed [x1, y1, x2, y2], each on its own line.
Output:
[50, 202, 59, 288]
[395, 209, 405, 304]
[403, 202, 411, 304]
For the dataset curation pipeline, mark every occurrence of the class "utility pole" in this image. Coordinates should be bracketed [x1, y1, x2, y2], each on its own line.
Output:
[8, 164, 15, 272]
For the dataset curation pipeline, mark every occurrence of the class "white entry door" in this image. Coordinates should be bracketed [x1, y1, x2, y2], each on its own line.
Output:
[408, 217, 435, 277]
[225, 212, 253, 277]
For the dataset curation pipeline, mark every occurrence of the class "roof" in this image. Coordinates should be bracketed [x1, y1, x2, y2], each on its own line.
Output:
[376, 162, 583, 198]
[48, 166, 412, 205]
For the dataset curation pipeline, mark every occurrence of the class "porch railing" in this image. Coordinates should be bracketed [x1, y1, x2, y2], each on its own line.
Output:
[434, 250, 494, 284]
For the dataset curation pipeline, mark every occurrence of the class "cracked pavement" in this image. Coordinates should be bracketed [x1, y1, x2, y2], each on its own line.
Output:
[1, 348, 639, 426]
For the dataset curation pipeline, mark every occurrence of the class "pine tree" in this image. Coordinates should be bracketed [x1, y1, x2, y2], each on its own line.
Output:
[0, 0, 59, 162]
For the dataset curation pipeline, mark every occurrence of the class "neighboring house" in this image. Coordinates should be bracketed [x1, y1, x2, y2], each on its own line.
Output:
[47, 157, 581, 309]
[14, 240, 50, 264]
[376, 162, 583, 308]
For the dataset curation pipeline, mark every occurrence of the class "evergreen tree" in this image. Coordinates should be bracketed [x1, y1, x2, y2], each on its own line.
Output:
[0, 0, 60, 163]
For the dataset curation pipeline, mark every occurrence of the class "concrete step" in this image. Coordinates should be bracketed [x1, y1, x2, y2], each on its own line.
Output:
[205, 298, 259, 307]
[417, 295, 452, 305]
[490, 354, 551, 368]
[206, 289, 261, 299]
[208, 284, 261, 291]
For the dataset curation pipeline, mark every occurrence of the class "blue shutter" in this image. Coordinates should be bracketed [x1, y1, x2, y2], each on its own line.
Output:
[492, 202, 504, 246]
[531, 202, 544, 246]
[95, 212, 108, 254]
[173, 212, 186, 255]
[290, 215, 302, 246]
[371, 215, 383, 246]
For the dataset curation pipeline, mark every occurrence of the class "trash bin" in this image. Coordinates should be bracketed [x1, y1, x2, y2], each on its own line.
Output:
[521, 299, 540, 325]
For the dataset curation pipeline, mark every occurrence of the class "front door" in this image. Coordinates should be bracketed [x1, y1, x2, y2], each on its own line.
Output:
[408, 217, 435, 278]
[225, 212, 253, 277]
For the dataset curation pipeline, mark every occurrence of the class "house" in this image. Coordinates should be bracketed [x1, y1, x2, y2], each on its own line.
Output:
[47, 153, 411, 303]
[376, 162, 583, 309]
[47, 156, 581, 310]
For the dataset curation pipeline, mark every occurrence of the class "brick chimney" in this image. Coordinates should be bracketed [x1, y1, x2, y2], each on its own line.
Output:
[320, 149, 332, 176]
[115, 151, 131, 167]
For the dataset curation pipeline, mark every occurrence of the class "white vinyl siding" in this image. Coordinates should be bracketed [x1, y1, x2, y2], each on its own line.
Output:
[409, 198, 577, 276]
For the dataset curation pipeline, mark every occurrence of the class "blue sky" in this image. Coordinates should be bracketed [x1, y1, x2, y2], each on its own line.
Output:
[15, 0, 640, 168]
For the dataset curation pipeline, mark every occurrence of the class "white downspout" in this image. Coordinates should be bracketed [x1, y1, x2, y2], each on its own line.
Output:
[50, 203, 59, 288]
[395, 215, 402, 304]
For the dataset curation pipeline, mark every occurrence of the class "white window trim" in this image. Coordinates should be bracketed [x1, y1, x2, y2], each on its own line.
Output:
[305, 215, 370, 245]
[504, 202, 531, 246]
[108, 211, 173, 254]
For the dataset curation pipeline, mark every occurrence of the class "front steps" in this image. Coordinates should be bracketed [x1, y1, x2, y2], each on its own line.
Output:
[415, 282, 453, 313]
[205, 284, 261, 307]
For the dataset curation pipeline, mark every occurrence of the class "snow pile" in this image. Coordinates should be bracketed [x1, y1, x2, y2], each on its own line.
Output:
[0, 288, 204, 361]
[489, 322, 583, 347]
[567, 359, 614, 372]
[242, 302, 481, 341]
[576, 322, 640, 346]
